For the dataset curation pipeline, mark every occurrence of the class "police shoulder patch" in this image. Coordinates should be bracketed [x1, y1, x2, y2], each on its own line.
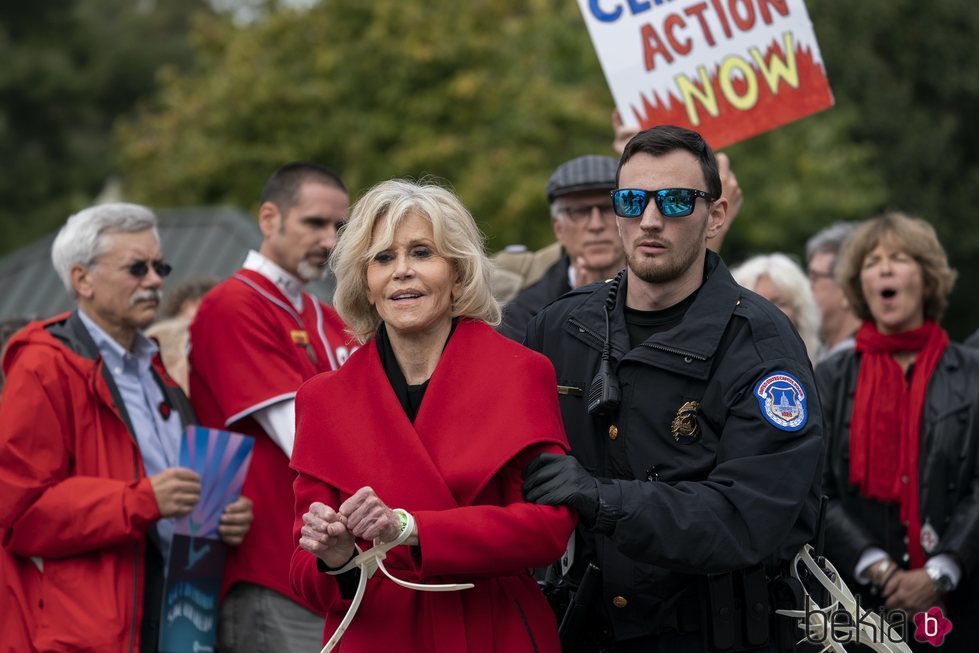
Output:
[754, 371, 808, 431]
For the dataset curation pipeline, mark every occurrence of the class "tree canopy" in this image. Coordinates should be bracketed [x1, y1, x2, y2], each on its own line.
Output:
[119, 0, 620, 252]
[801, 0, 979, 337]
[0, 0, 210, 252]
[118, 1, 892, 254]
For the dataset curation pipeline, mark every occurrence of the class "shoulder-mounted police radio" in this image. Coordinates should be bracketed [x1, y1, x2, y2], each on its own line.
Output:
[587, 270, 624, 416]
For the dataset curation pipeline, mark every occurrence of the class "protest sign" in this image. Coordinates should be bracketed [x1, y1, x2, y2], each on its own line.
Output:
[577, 0, 834, 148]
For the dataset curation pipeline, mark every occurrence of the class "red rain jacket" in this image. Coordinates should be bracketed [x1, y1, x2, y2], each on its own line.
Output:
[0, 313, 186, 652]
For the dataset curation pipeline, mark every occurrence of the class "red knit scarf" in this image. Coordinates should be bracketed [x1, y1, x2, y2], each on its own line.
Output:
[851, 320, 948, 568]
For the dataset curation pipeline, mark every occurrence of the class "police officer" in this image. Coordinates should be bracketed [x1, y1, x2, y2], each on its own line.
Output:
[522, 125, 823, 652]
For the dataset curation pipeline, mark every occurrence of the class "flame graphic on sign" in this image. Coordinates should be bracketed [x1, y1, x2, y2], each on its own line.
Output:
[630, 37, 834, 149]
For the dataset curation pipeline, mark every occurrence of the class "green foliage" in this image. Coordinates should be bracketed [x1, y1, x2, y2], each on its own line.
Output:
[117, 1, 899, 266]
[806, 0, 979, 337]
[719, 0, 979, 337]
[8, 0, 976, 335]
[0, 0, 211, 252]
[721, 106, 887, 266]
[119, 0, 613, 251]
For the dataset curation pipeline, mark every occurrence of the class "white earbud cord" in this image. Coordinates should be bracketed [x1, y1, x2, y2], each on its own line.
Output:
[318, 510, 474, 653]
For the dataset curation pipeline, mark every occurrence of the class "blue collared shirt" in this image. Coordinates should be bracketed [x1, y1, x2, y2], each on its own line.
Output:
[78, 309, 183, 566]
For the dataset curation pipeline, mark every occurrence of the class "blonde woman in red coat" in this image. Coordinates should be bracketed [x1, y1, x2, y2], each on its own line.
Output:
[289, 179, 577, 653]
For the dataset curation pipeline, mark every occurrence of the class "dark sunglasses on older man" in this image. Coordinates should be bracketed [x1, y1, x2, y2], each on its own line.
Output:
[610, 188, 716, 219]
[126, 260, 172, 278]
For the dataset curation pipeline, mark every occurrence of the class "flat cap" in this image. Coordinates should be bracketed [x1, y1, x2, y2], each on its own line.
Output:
[546, 155, 618, 203]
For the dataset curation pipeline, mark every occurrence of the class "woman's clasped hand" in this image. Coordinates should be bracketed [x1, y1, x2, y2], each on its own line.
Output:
[300, 487, 410, 568]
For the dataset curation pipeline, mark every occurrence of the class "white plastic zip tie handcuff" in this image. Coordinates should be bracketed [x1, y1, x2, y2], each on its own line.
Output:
[318, 509, 474, 653]
[776, 545, 912, 653]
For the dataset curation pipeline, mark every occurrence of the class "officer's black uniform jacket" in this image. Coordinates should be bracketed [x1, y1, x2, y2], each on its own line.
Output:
[816, 343, 979, 646]
[500, 255, 572, 342]
[524, 251, 823, 642]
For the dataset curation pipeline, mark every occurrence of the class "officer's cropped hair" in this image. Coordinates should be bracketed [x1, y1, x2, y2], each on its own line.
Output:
[836, 211, 957, 323]
[331, 178, 501, 342]
[260, 161, 347, 214]
[617, 125, 722, 200]
[805, 221, 861, 268]
[52, 203, 159, 298]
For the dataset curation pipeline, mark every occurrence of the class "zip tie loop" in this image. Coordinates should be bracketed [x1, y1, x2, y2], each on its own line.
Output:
[318, 509, 474, 652]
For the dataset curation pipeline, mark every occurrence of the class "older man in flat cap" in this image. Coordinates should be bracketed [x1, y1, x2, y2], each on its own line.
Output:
[500, 155, 625, 341]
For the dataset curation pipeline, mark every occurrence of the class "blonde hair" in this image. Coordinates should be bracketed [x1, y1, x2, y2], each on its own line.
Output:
[835, 211, 957, 323]
[331, 179, 501, 342]
[732, 253, 821, 363]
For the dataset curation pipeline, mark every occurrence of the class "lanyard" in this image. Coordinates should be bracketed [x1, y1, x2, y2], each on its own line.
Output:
[233, 273, 338, 371]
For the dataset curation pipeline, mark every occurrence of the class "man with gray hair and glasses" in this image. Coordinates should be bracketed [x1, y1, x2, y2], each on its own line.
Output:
[500, 155, 625, 341]
[806, 220, 863, 362]
[0, 203, 252, 653]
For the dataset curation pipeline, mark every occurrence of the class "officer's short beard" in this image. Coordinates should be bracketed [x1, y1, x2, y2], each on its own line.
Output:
[627, 225, 705, 285]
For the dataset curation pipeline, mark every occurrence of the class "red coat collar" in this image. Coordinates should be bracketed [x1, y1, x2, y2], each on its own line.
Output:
[291, 320, 567, 508]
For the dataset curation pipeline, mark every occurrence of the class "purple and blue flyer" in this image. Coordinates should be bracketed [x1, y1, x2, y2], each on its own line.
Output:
[160, 426, 254, 653]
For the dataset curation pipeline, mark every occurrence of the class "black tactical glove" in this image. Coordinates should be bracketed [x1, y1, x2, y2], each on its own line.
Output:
[522, 453, 600, 526]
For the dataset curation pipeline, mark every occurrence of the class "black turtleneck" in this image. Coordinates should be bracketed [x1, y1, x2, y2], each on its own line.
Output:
[376, 319, 458, 422]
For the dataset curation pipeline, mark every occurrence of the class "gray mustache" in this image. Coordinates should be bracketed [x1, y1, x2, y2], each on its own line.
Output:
[130, 288, 162, 307]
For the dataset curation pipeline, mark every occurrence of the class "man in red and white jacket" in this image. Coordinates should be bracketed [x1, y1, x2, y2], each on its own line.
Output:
[189, 162, 356, 652]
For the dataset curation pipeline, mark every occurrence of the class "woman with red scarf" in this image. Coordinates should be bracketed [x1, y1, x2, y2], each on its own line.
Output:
[818, 211, 979, 651]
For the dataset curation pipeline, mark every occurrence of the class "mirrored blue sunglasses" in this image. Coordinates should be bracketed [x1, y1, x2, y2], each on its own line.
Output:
[610, 188, 715, 218]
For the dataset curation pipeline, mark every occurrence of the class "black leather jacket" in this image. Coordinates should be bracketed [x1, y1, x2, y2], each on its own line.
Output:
[816, 343, 979, 623]
[525, 252, 823, 643]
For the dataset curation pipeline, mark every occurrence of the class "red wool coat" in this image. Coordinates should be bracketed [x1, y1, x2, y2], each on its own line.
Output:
[290, 320, 577, 653]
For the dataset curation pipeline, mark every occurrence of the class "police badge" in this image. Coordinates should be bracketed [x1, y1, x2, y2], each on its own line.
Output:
[672, 400, 701, 444]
